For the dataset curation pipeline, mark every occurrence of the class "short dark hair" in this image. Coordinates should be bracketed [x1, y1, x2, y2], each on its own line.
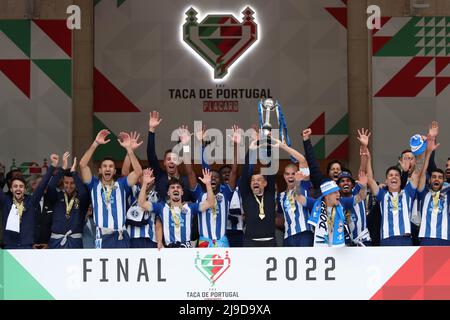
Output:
[63, 169, 73, 178]
[6, 169, 23, 188]
[167, 177, 182, 188]
[218, 165, 232, 174]
[401, 149, 412, 156]
[431, 168, 445, 177]
[100, 157, 115, 165]
[385, 166, 401, 177]
[10, 176, 26, 186]
[327, 160, 343, 174]
[164, 149, 174, 158]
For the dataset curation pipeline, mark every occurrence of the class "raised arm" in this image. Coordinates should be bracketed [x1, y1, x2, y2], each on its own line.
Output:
[358, 128, 379, 197]
[147, 111, 164, 177]
[47, 151, 70, 204]
[354, 170, 368, 204]
[198, 168, 215, 212]
[272, 136, 307, 167]
[71, 158, 88, 202]
[80, 129, 111, 183]
[180, 125, 197, 190]
[118, 131, 143, 186]
[138, 168, 155, 211]
[228, 125, 241, 189]
[31, 154, 58, 206]
[302, 128, 326, 189]
[418, 134, 440, 191]
[239, 136, 259, 195]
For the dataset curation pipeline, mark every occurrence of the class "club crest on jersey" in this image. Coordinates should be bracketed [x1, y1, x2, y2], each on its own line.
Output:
[216, 194, 223, 202]
[195, 251, 231, 286]
[183, 6, 257, 79]
[181, 207, 188, 215]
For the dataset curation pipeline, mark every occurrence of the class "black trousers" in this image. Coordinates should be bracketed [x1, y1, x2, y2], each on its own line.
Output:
[243, 238, 276, 247]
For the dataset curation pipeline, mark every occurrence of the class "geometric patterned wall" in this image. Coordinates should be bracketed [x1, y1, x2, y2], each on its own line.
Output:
[94, 0, 348, 161]
[0, 19, 72, 173]
[372, 16, 450, 180]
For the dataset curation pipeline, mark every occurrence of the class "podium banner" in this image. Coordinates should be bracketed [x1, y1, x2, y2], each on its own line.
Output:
[3, 247, 450, 300]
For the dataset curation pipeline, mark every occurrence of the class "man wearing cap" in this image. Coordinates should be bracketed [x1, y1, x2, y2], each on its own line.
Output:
[337, 169, 371, 246]
[361, 129, 427, 246]
[415, 135, 449, 245]
[294, 170, 367, 247]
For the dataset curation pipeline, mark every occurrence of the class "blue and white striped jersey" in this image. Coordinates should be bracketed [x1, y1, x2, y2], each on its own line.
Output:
[86, 176, 131, 230]
[418, 188, 450, 240]
[191, 184, 233, 240]
[277, 181, 312, 239]
[126, 184, 158, 241]
[376, 182, 417, 239]
[153, 202, 200, 246]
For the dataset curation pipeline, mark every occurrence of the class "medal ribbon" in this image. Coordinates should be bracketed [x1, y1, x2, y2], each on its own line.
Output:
[254, 194, 265, 219]
[13, 199, 25, 221]
[64, 192, 75, 219]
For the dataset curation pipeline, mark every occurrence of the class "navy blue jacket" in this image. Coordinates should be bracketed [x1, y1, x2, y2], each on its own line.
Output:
[46, 168, 90, 235]
[1, 165, 54, 247]
[146, 131, 192, 202]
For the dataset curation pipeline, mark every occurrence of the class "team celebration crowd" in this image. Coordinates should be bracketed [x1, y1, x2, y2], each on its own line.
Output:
[1, 111, 450, 249]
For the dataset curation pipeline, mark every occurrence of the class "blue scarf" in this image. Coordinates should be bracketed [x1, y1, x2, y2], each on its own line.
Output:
[308, 199, 349, 247]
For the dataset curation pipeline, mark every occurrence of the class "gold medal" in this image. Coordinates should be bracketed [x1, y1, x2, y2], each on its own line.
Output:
[171, 206, 181, 230]
[64, 192, 75, 220]
[432, 191, 441, 216]
[390, 192, 399, 216]
[13, 199, 25, 221]
[254, 194, 265, 220]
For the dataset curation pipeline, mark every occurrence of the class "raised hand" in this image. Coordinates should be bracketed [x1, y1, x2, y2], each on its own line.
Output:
[95, 129, 111, 145]
[178, 125, 191, 145]
[149, 111, 163, 131]
[199, 168, 212, 185]
[50, 154, 59, 167]
[129, 131, 143, 150]
[295, 170, 306, 182]
[302, 128, 312, 141]
[195, 124, 207, 142]
[358, 170, 368, 186]
[230, 125, 242, 145]
[429, 121, 439, 138]
[357, 128, 371, 147]
[117, 132, 132, 149]
[399, 156, 412, 173]
[142, 168, 155, 185]
[426, 134, 440, 152]
[70, 157, 77, 172]
[62, 151, 70, 170]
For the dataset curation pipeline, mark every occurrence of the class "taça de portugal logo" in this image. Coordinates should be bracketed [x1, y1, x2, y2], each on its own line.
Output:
[183, 6, 258, 79]
[195, 251, 231, 286]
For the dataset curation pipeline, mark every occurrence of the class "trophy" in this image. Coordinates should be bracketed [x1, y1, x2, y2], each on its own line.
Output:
[257, 98, 295, 161]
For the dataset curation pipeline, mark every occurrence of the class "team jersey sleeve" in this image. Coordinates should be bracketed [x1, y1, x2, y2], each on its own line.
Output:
[375, 188, 386, 203]
[305, 196, 316, 211]
[86, 175, 99, 191]
[221, 183, 234, 202]
[188, 202, 201, 215]
[340, 196, 355, 210]
[416, 187, 428, 202]
[118, 176, 132, 195]
[276, 193, 283, 214]
[190, 183, 204, 202]
[404, 181, 417, 199]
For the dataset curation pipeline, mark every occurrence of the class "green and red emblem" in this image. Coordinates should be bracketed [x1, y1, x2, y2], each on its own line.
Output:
[195, 251, 231, 286]
[183, 7, 257, 79]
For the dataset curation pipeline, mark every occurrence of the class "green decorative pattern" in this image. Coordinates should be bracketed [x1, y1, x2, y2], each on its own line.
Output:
[33, 59, 72, 97]
[0, 20, 31, 57]
[1, 250, 54, 300]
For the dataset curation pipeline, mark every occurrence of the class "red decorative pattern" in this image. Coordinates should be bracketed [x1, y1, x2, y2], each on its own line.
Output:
[94, 68, 140, 113]
[0, 59, 30, 98]
[371, 247, 450, 300]
[33, 20, 72, 58]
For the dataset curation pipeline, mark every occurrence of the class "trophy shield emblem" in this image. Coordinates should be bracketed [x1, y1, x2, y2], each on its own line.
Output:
[183, 7, 257, 79]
